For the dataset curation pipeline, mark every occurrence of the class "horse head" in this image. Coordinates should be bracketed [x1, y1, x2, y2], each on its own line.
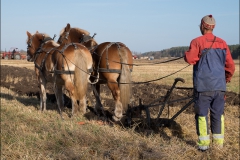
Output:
[57, 23, 71, 44]
[26, 31, 53, 62]
[58, 23, 98, 51]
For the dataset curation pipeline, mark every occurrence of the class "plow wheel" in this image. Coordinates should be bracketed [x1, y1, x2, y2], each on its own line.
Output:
[4, 56, 9, 60]
[14, 54, 21, 60]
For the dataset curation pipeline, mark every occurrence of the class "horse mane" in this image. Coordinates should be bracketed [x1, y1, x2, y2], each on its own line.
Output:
[73, 27, 90, 36]
[41, 33, 51, 38]
[59, 27, 90, 36]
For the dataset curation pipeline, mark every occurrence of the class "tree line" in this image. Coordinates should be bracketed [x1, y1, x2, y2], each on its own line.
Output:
[1, 45, 239, 59]
[141, 44, 239, 59]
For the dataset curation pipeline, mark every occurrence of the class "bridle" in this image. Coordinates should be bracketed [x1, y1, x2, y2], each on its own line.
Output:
[27, 35, 35, 51]
[27, 35, 36, 61]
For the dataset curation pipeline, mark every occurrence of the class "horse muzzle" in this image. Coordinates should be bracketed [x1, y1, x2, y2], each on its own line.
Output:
[27, 55, 33, 62]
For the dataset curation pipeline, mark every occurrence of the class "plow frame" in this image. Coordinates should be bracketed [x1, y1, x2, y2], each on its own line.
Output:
[125, 77, 195, 128]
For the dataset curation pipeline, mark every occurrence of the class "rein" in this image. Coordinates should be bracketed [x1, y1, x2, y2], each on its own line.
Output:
[51, 43, 93, 75]
[91, 51, 184, 66]
[34, 47, 58, 71]
[57, 31, 189, 85]
[61, 52, 191, 85]
[82, 36, 184, 67]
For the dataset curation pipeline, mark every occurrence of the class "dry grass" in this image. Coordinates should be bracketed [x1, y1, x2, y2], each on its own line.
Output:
[1, 59, 239, 160]
[132, 59, 239, 93]
[1, 87, 239, 160]
[1, 60, 35, 70]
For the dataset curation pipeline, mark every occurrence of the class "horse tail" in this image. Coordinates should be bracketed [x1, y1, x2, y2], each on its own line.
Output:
[118, 45, 132, 111]
[74, 48, 89, 111]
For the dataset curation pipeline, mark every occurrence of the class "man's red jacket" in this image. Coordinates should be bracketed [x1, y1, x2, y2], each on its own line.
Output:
[185, 33, 235, 83]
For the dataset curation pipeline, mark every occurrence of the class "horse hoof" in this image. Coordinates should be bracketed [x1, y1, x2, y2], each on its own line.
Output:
[112, 115, 122, 122]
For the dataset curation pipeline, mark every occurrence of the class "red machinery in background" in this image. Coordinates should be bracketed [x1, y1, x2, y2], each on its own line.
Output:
[1, 47, 26, 60]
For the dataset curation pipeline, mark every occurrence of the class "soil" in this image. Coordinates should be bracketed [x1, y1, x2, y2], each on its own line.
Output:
[1, 65, 239, 124]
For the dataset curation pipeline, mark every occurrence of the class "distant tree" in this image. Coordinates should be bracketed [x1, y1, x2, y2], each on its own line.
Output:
[140, 45, 239, 59]
[231, 45, 240, 59]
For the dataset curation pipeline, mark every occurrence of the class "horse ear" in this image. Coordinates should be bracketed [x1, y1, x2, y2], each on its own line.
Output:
[66, 23, 71, 31]
[26, 31, 32, 38]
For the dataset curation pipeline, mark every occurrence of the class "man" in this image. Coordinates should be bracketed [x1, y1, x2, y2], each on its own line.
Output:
[184, 15, 235, 151]
[12, 49, 16, 59]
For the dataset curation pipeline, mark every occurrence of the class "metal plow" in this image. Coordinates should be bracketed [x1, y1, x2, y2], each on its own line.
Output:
[125, 78, 194, 128]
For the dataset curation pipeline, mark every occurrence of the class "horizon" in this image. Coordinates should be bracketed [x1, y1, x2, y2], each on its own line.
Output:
[1, 44, 239, 55]
[1, 0, 239, 53]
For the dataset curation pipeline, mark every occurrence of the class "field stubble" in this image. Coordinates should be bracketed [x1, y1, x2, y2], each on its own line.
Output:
[1, 59, 239, 159]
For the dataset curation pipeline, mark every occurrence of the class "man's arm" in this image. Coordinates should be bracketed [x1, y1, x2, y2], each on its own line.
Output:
[184, 39, 200, 65]
[225, 46, 235, 82]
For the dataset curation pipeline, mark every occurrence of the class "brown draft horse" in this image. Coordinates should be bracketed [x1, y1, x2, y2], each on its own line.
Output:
[26, 31, 93, 116]
[57, 23, 133, 121]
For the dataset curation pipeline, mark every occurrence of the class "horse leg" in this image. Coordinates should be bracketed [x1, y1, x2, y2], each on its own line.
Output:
[64, 81, 78, 116]
[79, 95, 87, 114]
[107, 82, 123, 121]
[39, 80, 47, 111]
[92, 84, 103, 113]
[53, 82, 64, 116]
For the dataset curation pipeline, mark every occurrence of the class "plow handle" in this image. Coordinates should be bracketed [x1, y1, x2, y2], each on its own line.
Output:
[174, 78, 185, 84]
[156, 77, 185, 120]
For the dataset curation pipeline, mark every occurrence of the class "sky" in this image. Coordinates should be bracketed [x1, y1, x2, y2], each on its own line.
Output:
[1, 0, 239, 53]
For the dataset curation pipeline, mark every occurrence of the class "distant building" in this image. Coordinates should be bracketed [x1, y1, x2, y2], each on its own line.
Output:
[132, 55, 138, 59]
[148, 56, 154, 60]
[140, 56, 149, 59]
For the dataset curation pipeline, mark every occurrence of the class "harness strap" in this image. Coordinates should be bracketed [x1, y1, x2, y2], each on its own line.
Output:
[55, 43, 79, 71]
[93, 42, 124, 74]
[116, 42, 123, 63]
[54, 70, 74, 75]
[97, 68, 133, 73]
[98, 68, 122, 73]
[34, 47, 58, 71]
[35, 63, 42, 71]
[52, 67, 93, 75]
[40, 48, 57, 69]
[200, 36, 216, 58]
[36, 37, 54, 54]
[80, 35, 92, 43]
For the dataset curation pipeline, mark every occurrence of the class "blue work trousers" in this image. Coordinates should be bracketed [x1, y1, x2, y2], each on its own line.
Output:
[194, 91, 225, 135]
